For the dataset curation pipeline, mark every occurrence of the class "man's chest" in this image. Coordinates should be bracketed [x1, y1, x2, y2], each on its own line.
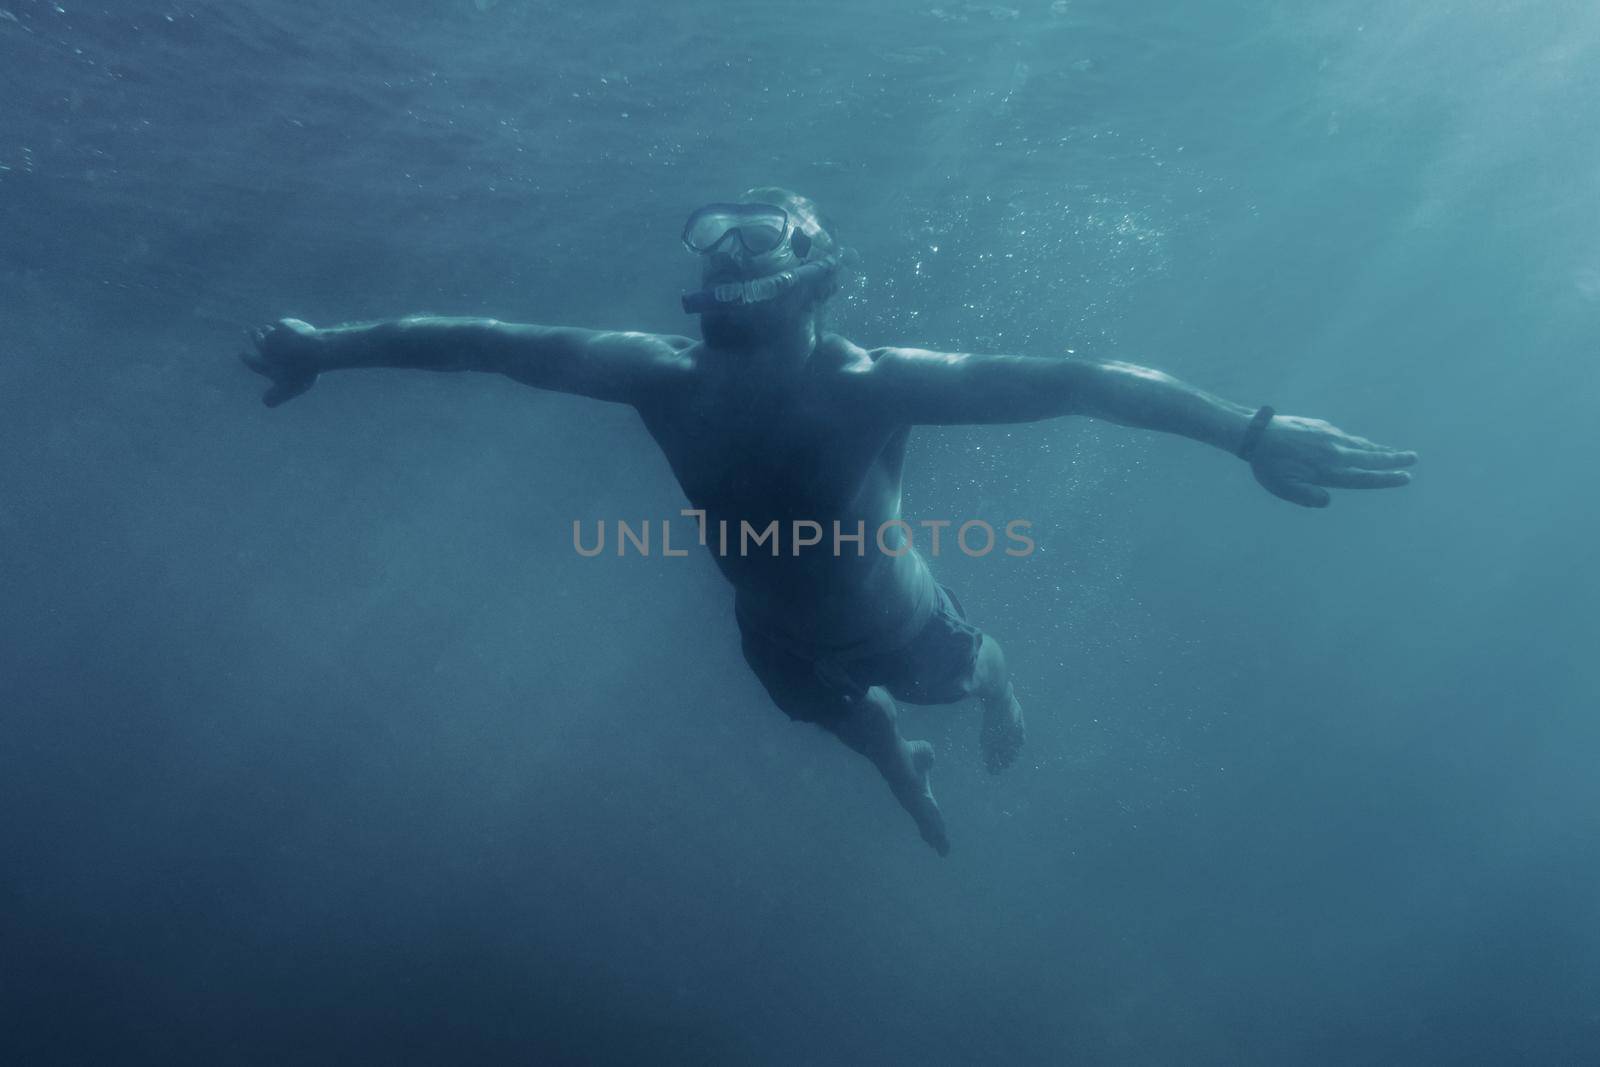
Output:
[643, 394, 896, 515]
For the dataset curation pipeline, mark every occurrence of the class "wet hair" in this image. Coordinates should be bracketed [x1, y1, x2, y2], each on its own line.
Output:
[738, 186, 841, 304]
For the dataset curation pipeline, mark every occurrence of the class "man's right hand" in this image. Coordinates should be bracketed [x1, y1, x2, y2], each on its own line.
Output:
[241, 318, 323, 407]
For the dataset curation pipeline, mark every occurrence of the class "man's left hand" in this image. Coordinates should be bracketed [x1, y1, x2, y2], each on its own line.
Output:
[1250, 416, 1418, 508]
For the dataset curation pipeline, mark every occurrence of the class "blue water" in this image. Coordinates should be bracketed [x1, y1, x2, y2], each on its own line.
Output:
[4, 1, 1599, 1063]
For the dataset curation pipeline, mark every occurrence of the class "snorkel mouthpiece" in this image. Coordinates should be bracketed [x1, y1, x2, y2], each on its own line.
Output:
[680, 252, 844, 315]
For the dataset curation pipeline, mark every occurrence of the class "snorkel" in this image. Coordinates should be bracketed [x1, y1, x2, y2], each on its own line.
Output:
[680, 251, 846, 314]
[678, 197, 846, 316]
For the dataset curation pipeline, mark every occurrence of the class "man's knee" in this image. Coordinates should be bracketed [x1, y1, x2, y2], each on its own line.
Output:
[778, 691, 857, 727]
[968, 633, 1009, 696]
[742, 624, 874, 725]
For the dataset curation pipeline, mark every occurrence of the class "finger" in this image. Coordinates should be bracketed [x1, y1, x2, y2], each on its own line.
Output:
[1278, 481, 1332, 507]
[263, 383, 301, 407]
[264, 376, 315, 407]
[1336, 445, 1418, 470]
[1258, 471, 1331, 508]
[1311, 468, 1412, 490]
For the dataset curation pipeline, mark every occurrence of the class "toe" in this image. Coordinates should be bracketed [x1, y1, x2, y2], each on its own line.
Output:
[920, 817, 951, 857]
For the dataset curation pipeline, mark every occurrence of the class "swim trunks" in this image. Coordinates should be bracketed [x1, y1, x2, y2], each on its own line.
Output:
[738, 583, 985, 724]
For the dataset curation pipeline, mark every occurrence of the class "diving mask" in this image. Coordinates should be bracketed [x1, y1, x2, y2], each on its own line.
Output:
[680, 202, 834, 314]
[681, 202, 814, 260]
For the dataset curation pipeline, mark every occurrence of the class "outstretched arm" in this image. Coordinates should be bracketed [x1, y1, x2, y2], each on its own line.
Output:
[241, 317, 694, 407]
[858, 347, 1417, 508]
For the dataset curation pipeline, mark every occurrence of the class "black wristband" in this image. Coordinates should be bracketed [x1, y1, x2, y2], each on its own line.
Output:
[1237, 405, 1275, 460]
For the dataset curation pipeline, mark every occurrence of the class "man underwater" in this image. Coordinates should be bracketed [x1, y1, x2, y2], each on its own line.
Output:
[242, 188, 1416, 855]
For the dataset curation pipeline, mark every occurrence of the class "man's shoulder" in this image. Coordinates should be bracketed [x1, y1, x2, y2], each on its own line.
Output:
[813, 338, 959, 386]
[597, 330, 700, 376]
[813, 333, 886, 374]
[805, 335, 923, 419]
[620, 330, 698, 358]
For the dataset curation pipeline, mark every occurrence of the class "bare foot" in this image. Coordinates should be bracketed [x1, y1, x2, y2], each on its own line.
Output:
[980, 683, 1026, 774]
[897, 740, 950, 856]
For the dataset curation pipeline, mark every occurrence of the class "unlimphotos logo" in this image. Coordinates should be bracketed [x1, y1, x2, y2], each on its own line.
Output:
[573, 510, 1035, 559]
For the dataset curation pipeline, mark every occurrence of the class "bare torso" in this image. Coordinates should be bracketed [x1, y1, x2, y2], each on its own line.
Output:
[635, 333, 936, 655]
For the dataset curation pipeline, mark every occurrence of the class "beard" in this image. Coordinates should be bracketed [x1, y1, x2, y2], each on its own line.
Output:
[700, 307, 769, 350]
[698, 281, 818, 351]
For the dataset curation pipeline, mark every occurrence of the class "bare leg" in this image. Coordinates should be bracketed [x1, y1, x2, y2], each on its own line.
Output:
[971, 636, 1026, 774]
[823, 687, 949, 856]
